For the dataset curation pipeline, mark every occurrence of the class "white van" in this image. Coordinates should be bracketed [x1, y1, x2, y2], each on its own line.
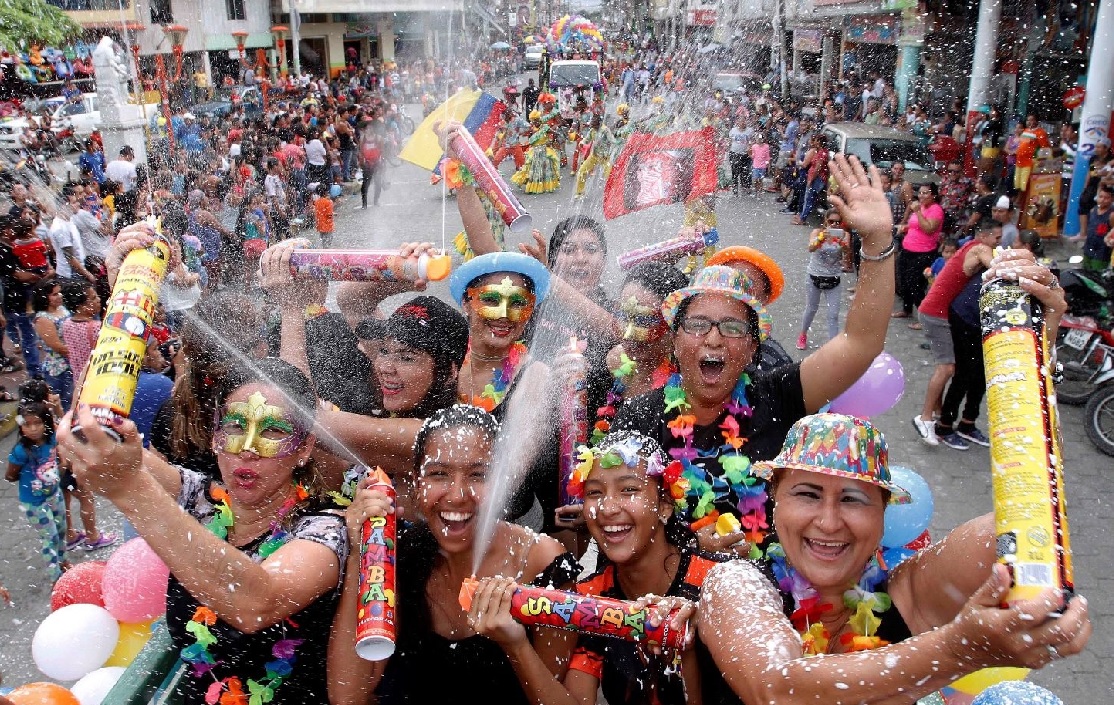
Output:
[549, 60, 601, 117]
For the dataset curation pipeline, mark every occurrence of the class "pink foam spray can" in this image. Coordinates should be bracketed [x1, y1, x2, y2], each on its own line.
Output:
[616, 229, 720, 271]
[449, 129, 533, 233]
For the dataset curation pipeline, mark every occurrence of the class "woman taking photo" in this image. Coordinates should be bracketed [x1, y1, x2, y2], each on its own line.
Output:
[700, 412, 1092, 704]
[328, 405, 580, 705]
[58, 359, 348, 704]
[615, 154, 896, 551]
[894, 182, 944, 325]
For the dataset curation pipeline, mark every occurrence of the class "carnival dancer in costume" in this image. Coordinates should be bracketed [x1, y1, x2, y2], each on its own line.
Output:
[328, 406, 581, 705]
[59, 359, 348, 704]
[574, 114, 616, 198]
[537, 92, 568, 168]
[612, 155, 897, 555]
[466, 430, 738, 705]
[490, 109, 529, 172]
[569, 101, 593, 174]
[510, 111, 562, 195]
[700, 413, 1091, 703]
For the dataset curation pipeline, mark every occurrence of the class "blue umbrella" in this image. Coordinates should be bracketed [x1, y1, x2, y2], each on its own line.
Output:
[490, 41, 513, 50]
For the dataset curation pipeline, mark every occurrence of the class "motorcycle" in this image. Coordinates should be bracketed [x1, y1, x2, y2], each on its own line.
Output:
[1054, 266, 1114, 405]
[1083, 349, 1114, 456]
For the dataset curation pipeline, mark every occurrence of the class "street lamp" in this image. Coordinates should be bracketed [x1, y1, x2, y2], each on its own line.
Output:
[271, 25, 289, 78]
[232, 30, 249, 67]
[162, 23, 188, 81]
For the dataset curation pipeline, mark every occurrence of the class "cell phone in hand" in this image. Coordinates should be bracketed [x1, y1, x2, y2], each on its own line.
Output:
[827, 228, 845, 239]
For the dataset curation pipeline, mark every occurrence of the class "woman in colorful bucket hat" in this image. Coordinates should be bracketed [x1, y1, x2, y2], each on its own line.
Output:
[613, 154, 898, 555]
[699, 414, 1091, 704]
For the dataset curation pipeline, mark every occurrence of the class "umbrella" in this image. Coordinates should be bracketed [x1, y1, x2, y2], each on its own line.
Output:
[490, 41, 512, 50]
[697, 42, 723, 54]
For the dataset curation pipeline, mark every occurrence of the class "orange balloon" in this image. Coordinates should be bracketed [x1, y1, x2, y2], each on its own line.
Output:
[6, 682, 80, 705]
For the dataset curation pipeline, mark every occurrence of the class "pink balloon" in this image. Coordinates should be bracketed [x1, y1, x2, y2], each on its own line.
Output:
[102, 538, 169, 623]
[829, 352, 905, 418]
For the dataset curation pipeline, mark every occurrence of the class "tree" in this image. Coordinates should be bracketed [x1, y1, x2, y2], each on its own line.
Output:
[0, 0, 82, 51]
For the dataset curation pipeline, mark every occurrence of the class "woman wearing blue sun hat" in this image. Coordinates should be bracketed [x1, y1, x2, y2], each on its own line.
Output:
[448, 251, 566, 529]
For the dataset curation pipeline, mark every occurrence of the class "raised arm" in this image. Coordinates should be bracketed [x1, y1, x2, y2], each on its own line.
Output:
[800, 155, 895, 412]
[59, 408, 341, 633]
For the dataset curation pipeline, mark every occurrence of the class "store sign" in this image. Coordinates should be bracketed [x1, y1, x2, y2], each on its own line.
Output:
[688, 9, 717, 25]
[845, 17, 898, 44]
[1062, 85, 1085, 110]
[794, 29, 823, 53]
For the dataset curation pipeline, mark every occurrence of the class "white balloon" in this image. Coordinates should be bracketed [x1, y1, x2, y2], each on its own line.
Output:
[71, 667, 126, 705]
[32, 603, 120, 681]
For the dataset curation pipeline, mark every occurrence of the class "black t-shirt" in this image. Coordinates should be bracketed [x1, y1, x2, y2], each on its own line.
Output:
[570, 549, 743, 705]
[376, 523, 581, 705]
[0, 242, 28, 313]
[972, 192, 998, 224]
[612, 363, 806, 524]
[166, 467, 347, 705]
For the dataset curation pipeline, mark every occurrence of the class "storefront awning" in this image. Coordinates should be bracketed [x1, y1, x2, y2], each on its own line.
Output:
[204, 34, 274, 51]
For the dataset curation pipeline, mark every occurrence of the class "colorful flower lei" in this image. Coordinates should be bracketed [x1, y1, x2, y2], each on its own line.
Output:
[592, 354, 675, 444]
[566, 431, 687, 503]
[766, 542, 893, 656]
[180, 483, 310, 705]
[461, 341, 528, 412]
[662, 372, 768, 547]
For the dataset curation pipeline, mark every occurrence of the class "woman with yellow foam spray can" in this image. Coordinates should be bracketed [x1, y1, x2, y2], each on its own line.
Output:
[979, 248, 1074, 607]
[77, 216, 171, 431]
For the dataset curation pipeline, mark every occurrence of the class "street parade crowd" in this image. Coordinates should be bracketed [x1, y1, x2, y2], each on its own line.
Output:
[0, 37, 1102, 705]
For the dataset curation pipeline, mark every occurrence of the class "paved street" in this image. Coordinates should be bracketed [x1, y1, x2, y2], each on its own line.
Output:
[0, 145, 1110, 702]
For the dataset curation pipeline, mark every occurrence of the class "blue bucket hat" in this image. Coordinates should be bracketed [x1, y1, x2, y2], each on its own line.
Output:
[449, 252, 551, 306]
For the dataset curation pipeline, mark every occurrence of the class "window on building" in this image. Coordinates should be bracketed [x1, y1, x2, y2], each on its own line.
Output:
[150, 0, 172, 24]
[227, 0, 245, 21]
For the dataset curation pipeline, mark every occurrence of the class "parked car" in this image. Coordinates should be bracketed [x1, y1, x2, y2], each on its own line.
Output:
[821, 122, 940, 185]
[0, 97, 65, 150]
[523, 45, 545, 71]
[50, 93, 160, 147]
[191, 86, 262, 118]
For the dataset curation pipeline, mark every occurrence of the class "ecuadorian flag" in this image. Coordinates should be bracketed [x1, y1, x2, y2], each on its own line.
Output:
[399, 89, 506, 171]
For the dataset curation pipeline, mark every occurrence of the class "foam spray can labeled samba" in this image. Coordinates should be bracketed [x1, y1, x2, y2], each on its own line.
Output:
[288, 249, 452, 283]
[354, 467, 398, 660]
[980, 277, 1074, 607]
[75, 217, 171, 437]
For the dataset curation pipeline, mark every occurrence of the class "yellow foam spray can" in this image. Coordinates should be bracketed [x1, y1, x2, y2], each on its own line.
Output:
[980, 277, 1074, 606]
[77, 219, 171, 426]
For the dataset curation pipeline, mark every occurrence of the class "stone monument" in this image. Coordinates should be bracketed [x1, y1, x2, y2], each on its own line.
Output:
[91, 36, 148, 164]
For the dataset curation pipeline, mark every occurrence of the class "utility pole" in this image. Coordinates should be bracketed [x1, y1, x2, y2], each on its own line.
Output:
[1063, 0, 1113, 236]
[962, 0, 1001, 176]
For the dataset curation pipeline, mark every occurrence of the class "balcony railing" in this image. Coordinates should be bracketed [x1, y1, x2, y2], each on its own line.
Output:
[46, 0, 131, 10]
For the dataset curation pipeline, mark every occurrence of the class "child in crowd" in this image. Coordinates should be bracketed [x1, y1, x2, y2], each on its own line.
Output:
[797, 207, 850, 350]
[925, 237, 959, 288]
[5, 402, 67, 582]
[315, 183, 335, 248]
[59, 281, 101, 383]
[11, 218, 51, 278]
[751, 136, 772, 195]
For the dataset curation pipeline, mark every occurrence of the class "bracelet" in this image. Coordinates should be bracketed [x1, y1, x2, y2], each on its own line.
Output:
[859, 239, 897, 262]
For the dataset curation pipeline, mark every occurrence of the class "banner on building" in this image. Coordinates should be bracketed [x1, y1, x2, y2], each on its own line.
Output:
[845, 17, 899, 44]
[603, 128, 720, 220]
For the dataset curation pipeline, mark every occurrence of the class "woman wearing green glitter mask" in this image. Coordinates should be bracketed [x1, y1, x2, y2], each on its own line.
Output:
[58, 358, 347, 705]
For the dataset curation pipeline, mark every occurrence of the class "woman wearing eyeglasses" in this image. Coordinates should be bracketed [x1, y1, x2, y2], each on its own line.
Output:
[613, 154, 897, 554]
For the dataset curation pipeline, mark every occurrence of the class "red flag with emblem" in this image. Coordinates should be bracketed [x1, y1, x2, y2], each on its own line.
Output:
[602, 127, 720, 220]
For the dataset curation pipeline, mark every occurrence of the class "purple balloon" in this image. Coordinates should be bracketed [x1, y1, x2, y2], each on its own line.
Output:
[829, 352, 905, 418]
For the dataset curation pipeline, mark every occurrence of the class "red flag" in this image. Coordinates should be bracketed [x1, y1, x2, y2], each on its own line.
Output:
[603, 127, 720, 220]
